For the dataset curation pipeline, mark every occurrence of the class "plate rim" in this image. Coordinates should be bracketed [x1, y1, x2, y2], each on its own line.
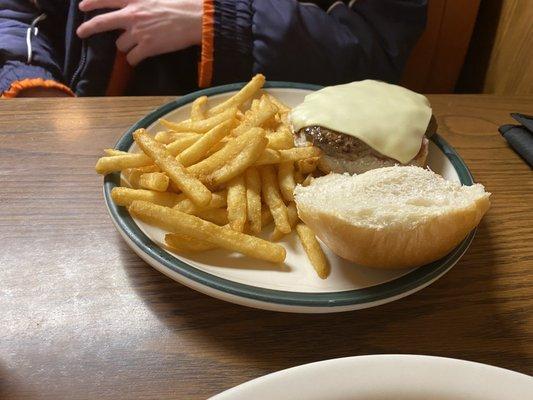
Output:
[103, 81, 476, 308]
[209, 354, 533, 399]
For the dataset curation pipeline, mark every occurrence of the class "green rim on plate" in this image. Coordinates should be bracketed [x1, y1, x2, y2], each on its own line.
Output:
[103, 81, 476, 308]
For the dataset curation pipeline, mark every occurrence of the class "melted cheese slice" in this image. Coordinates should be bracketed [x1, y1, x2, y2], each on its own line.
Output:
[290, 80, 432, 164]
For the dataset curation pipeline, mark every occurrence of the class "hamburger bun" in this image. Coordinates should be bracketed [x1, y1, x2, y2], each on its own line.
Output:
[294, 166, 490, 269]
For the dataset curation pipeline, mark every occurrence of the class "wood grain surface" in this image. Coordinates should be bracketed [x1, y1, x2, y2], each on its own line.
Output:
[1, 96, 532, 399]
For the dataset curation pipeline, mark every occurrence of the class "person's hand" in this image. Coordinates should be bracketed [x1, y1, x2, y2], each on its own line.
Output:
[77, 0, 203, 66]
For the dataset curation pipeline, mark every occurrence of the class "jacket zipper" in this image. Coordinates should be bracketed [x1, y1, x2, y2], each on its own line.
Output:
[70, 39, 87, 91]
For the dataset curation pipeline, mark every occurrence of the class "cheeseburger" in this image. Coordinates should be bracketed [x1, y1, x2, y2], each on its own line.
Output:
[290, 80, 436, 174]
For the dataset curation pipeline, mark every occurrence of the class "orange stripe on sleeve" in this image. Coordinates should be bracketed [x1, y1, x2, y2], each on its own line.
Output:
[1, 78, 74, 99]
[106, 51, 133, 96]
[198, 0, 215, 88]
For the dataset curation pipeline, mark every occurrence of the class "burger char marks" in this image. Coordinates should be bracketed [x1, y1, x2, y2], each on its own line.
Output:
[300, 126, 379, 161]
[299, 116, 436, 161]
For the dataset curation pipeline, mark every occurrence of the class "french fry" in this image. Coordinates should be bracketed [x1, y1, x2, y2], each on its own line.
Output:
[302, 174, 314, 187]
[154, 130, 179, 144]
[204, 128, 268, 187]
[296, 223, 330, 279]
[111, 187, 182, 207]
[297, 157, 319, 174]
[266, 126, 294, 150]
[187, 128, 259, 178]
[95, 153, 153, 175]
[265, 93, 290, 114]
[126, 168, 142, 188]
[279, 146, 321, 162]
[271, 202, 299, 241]
[294, 170, 304, 184]
[104, 149, 129, 156]
[260, 165, 291, 234]
[227, 175, 247, 232]
[231, 96, 278, 136]
[261, 208, 273, 227]
[160, 107, 237, 133]
[255, 147, 320, 167]
[165, 232, 217, 253]
[278, 162, 296, 202]
[245, 167, 262, 234]
[177, 120, 232, 167]
[135, 165, 160, 173]
[133, 129, 212, 207]
[250, 98, 260, 111]
[173, 190, 227, 214]
[207, 74, 265, 116]
[195, 208, 228, 225]
[139, 172, 169, 192]
[128, 200, 285, 263]
[165, 134, 202, 156]
[254, 148, 281, 165]
[190, 95, 207, 121]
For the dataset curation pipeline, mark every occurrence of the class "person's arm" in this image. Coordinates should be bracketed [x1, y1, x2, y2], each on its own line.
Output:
[198, 0, 427, 87]
[0, 1, 74, 98]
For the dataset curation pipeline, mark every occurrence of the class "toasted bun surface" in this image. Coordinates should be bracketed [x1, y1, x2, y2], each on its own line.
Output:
[294, 166, 490, 269]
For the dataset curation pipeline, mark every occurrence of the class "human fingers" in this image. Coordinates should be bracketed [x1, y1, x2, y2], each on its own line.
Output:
[116, 30, 137, 52]
[79, 0, 128, 12]
[76, 9, 129, 38]
[126, 44, 149, 66]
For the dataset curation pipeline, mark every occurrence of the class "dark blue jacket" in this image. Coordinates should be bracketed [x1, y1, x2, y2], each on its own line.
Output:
[0, 0, 427, 97]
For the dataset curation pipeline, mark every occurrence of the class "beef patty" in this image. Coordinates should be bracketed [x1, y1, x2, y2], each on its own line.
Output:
[298, 115, 437, 161]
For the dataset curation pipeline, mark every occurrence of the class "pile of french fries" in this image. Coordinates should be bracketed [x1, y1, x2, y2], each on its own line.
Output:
[95, 74, 330, 279]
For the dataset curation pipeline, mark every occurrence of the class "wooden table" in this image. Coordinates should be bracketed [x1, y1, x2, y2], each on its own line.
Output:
[1, 96, 532, 399]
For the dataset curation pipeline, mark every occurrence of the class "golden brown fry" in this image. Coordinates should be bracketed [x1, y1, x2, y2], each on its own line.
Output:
[95, 153, 153, 175]
[279, 146, 321, 162]
[139, 172, 169, 192]
[265, 93, 290, 114]
[125, 168, 142, 188]
[260, 165, 291, 234]
[111, 187, 182, 207]
[261, 208, 273, 227]
[250, 98, 260, 111]
[245, 167, 262, 234]
[129, 201, 285, 263]
[165, 232, 217, 253]
[190, 95, 207, 121]
[187, 128, 259, 178]
[266, 126, 294, 150]
[173, 190, 227, 214]
[302, 174, 314, 187]
[160, 107, 237, 133]
[296, 223, 330, 279]
[154, 130, 179, 144]
[297, 157, 319, 174]
[165, 134, 202, 156]
[278, 162, 296, 202]
[104, 149, 129, 156]
[195, 208, 228, 225]
[133, 129, 212, 207]
[227, 175, 247, 232]
[257, 139, 322, 166]
[177, 120, 232, 167]
[254, 148, 281, 165]
[135, 165, 160, 173]
[294, 170, 304, 184]
[231, 96, 278, 136]
[271, 202, 299, 241]
[207, 74, 265, 116]
[204, 128, 267, 187]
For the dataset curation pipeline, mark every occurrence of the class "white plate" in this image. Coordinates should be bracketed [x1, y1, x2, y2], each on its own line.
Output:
[210, 355, 533, 400]
[104, 82, 478, 313]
